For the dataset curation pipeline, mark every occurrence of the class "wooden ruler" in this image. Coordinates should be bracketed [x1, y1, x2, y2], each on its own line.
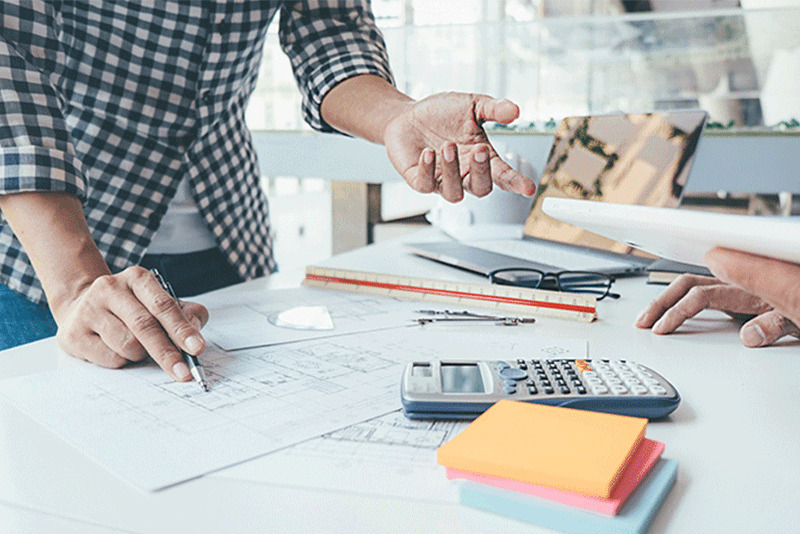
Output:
[303, 266, 597, 322]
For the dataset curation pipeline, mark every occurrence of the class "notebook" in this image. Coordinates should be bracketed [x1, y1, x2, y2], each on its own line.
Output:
[446, 438, 665, 516]
[436, 400, 648, 499]
[542, 198, 800, 267]
[407, 110, 708, 278]
[459, 458, 678, 534]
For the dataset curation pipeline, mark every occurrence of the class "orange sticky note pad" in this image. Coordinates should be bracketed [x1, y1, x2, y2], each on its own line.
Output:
[437, 400, 648, 499]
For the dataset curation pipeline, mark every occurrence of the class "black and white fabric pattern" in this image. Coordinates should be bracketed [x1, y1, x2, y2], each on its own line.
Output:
[0, 1, 393, 304]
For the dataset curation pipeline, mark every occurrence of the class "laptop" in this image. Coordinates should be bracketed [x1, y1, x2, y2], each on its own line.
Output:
[406, 110, 708, 278]
[542, 198, 800, 267]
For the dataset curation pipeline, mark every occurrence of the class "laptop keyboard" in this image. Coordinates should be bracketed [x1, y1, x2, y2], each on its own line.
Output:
[472, 240, 635, 271]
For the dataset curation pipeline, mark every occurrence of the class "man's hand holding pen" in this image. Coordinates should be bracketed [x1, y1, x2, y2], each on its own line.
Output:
[52, 266, 209, 383]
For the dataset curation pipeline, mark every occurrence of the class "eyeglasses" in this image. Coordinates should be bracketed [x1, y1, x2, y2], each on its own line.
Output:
[487, 268, 620, 300]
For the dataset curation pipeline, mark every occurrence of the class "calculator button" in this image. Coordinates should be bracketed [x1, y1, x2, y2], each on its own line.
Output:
[526, 379, 536, 387]
[576, 386, 587, 394]
[582, 371, 598, 379]
[499, 368, 528, 381]
[559, 386, 570, 395]
[590, 385, 608, 395]
[495, 361, 510, 370]
[503, 385, 517, 395]
[610, 385, 628, 395]
[624, 377, 642, 386]
[585, 377, 603, 386]
[544, 386, 555, 395]
[631, 385, 649, 395]
[527, 385, 538, 395]
[649, 385, 668, 395]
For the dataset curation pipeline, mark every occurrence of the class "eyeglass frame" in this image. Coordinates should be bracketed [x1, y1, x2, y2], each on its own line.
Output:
[486, 267, 620, 300]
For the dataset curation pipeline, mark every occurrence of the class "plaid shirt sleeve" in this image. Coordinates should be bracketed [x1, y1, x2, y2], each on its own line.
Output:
[278, 0, 394, 133]
[0, 0, 86, 199]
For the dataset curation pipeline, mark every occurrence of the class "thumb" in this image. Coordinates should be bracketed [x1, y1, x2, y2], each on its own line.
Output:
[739, 310, 800, 347]
[474, 96, 519, 125]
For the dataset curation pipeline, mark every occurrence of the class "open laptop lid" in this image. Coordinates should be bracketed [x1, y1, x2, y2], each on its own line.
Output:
[522, 110, 708, 257]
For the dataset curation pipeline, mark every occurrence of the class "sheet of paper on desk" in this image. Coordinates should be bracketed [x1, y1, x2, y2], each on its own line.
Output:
[201, 286, 425, 351]
[0, 327, 585, 493]
[211, 332, 588, 502]
[215, 410, 470, 503]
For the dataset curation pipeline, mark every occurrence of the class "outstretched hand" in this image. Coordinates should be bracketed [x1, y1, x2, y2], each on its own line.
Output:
[636, 248, 800, 347]
[383, 92, 536, 203]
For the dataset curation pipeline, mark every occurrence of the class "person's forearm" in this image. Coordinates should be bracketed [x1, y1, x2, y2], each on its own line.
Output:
[0, 192, 110, 315]
[320, 74, 413, 145]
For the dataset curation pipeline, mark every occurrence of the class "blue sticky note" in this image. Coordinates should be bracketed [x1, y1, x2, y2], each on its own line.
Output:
[459, 458, 678, 534]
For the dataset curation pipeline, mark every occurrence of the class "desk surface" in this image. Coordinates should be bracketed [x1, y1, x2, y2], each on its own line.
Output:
[1, 229, 798, 533]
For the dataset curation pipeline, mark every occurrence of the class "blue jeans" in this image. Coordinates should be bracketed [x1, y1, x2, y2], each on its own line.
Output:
[0, 247, 244, 351]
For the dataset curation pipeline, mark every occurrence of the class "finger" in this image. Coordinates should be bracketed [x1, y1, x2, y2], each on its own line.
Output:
[94, 311, 148, 362]
[473, 96, 520, 125]
[56, 325, 124, 367]
[127, 268, 205, 355]
[405, 148, 437, 194]
[706, 247, 800, 326]
[106, 289, 192, 381]
[635, 274, 720, 328]
[487, 152, 536, 196]
[650, 283, 772, 335]
[739, 310, 800, 348]
[181, 301, 210, 329]
[463, 145, 493, 197]
[77, 335, 128, 369]
[439, 142, 463, 202]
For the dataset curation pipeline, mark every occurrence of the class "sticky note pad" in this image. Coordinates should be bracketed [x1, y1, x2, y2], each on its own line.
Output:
[447, 438, 665, 515]
[437, 400, 647, 498]
[459, 458, 678, 534]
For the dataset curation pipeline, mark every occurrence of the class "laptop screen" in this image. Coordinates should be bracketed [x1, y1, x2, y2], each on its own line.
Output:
[523, 111, 708, 255]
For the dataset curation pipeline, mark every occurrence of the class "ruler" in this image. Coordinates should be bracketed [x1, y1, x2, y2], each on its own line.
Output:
[303, 266, 597, 322]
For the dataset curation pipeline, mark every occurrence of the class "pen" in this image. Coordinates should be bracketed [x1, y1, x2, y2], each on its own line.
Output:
[150, 268, 209, 392]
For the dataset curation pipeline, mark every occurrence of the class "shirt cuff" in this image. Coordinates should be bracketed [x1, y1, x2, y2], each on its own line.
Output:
[0, 146, 87, 200]
[302, 53, 395, 135]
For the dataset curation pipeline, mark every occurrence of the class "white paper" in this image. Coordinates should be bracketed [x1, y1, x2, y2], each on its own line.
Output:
[0, 315, 585, 492]
[213, 331, 588, 500]
[201, 287, 425, 351]
[216, 410, 470, 503]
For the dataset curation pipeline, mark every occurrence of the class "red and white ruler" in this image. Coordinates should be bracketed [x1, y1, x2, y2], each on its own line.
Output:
[303, 266, 597, 322]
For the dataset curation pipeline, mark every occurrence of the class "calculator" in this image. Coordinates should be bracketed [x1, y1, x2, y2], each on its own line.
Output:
[400, 359, 680, 420]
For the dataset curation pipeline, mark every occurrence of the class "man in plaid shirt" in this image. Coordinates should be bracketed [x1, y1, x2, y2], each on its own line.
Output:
[0, 1, 535, 381]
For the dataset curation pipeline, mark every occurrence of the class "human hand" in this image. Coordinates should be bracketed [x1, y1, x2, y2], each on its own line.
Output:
[635, 248, 800, 347]
[383, 92, 536, 203]
[53, 267, 209, 380]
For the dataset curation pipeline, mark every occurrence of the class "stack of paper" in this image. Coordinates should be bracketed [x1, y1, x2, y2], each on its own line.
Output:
[437, 400, 676, 534]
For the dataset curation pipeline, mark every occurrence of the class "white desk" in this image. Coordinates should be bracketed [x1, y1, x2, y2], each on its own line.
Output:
[1, 229, 798, 533]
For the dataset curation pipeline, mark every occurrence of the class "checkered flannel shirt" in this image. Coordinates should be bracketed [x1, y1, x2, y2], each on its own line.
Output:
[0, 1, 393, 304]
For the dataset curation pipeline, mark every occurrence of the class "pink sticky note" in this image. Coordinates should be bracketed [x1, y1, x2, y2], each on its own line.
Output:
[446, 438, 665, 516]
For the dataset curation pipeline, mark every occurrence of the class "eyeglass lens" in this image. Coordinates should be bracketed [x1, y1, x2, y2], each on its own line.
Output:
[488, 269, 613, 298]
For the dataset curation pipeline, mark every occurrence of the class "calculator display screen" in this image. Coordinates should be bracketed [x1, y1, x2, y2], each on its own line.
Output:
[441, 364, 485, 393]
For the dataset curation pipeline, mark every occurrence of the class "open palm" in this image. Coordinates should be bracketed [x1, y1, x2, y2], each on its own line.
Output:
[383, 92, 536, 203]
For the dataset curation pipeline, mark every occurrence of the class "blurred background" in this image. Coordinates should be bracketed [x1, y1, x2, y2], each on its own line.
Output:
[246, 0, 800, 273]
